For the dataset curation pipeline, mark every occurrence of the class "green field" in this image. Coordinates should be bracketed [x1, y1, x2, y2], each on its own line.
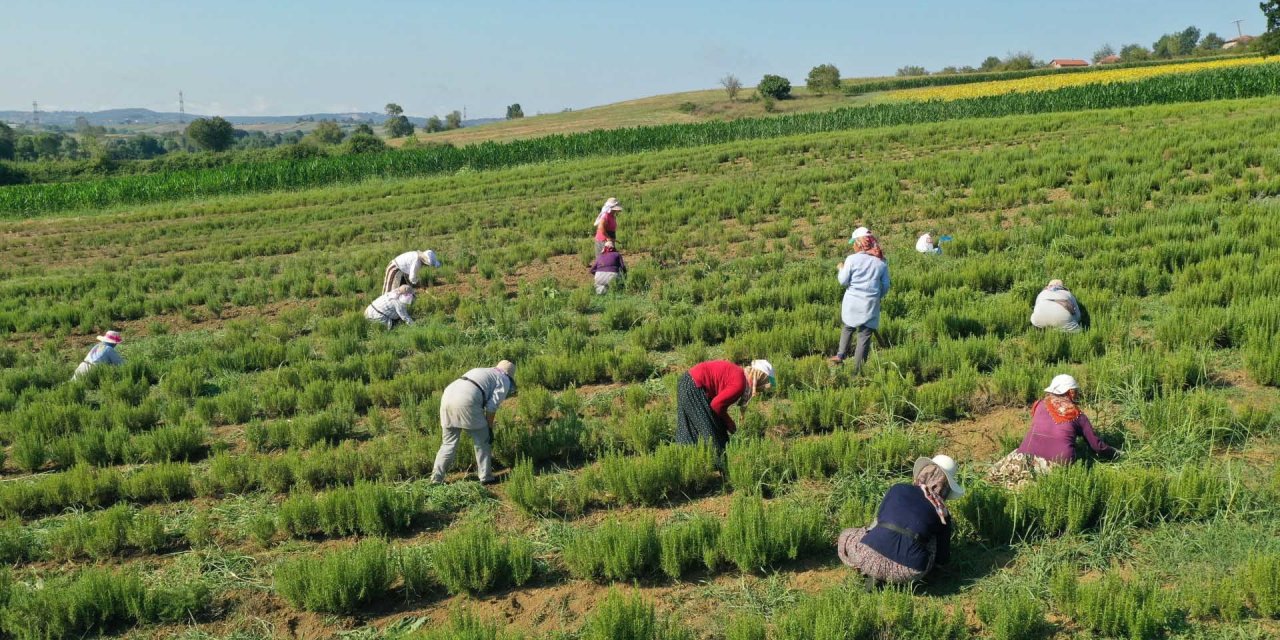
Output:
[1, 77, 1279, 639]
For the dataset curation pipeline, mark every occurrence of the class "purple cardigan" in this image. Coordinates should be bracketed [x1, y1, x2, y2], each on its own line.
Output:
[591, 251, 626, 274]
[1016, 400, 1113, 463]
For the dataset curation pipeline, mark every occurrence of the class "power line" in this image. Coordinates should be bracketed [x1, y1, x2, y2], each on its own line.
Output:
[1233, 19, 1245, 38]
[32, 100, 39, 127]
[179, 91, 185, 124]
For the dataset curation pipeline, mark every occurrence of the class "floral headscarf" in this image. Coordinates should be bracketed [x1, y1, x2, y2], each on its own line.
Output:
[913, 463, 951, 524]
[853, 234, 885, 261]
[1042, 391, 1081, 423]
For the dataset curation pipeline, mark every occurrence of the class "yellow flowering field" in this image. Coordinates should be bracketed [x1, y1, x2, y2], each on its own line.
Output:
[890, 56, 1268, 101]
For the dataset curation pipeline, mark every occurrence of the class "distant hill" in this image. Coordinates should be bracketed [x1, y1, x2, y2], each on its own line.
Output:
[0, 108, 500, 128]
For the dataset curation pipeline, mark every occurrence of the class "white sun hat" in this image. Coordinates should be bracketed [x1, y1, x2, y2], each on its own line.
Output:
[913, 454, 965, 499]
[1044, 374, 1079, 395]
[848, 226, 871, 244]
[421, 250, 442, 268]
[750, 359, 776, 387]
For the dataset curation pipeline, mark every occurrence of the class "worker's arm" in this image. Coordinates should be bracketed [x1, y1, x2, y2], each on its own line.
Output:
[393, 300, 414, 326]
[934, 520, 952, 566]
[589, 258, 598, 274]
[708, 378, 745, 434]
[619, 256, 627, 276]
[836, 256, 852, 286]
[878, 263, 891, 298]
[407, 259, 420, 285]
[1076, 414, 1114, 455]
[595, 218, 608, 240]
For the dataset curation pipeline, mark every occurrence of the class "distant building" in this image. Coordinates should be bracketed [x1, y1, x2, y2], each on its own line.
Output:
[1049, 59, 1090, 68]
[1097, 55, 1122, 65]
[1223, 35, 1255, 49]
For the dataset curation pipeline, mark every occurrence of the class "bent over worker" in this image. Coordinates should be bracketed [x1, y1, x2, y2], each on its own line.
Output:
[72, 330, 124, 380]
[988, 374, 1117, 488]
[589, 241, 627, 294]
[384, 250, 441, 294]
[593, 197, 622, 255]
[838, 454, 963, 589]
[831, 227, 890, 373]
[364, 284, 416, 329]
[431, 360, 517, 485]
[675, 359, 775, 453]
[1030, 279, 1085, 332]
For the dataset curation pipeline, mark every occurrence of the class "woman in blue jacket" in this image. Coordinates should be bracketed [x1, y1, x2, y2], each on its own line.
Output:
[837, 454, 964, 588]
[830, 227, 890, 373]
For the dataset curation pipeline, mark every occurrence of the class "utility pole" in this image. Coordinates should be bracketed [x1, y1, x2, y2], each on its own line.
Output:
[32, 100, 39, 127]
[179, 91, 185, 124]
[1233, 19, 1245, 38]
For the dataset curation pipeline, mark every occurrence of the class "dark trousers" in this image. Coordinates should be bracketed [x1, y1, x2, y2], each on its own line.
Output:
[838, 325, 874, 373]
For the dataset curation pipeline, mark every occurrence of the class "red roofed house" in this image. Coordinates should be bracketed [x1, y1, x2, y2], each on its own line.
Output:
[1097, 55, 1122, 64]
[1049, 59, 1090, 68]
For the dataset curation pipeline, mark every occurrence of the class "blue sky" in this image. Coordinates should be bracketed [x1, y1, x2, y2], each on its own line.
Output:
[2, 0, 1266, 118]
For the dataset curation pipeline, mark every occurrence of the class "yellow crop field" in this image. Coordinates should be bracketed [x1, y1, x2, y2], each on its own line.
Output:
[890, 56, 1269, 101]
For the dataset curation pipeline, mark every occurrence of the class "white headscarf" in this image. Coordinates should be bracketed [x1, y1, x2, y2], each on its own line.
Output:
[594, 198, 621, 227]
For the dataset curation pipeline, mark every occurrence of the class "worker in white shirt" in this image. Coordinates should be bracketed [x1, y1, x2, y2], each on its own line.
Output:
[383, 250, 441, 294]
[73, 330, 124, 380]
[364, 285, 416, 329]
[432, 361, 517, 484]
[915, 233, 942, 255]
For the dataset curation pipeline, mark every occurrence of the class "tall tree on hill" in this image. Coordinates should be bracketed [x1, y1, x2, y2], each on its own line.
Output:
[185, 117, 235, 152]
[979, 56, 1002, 71]
[424, 116, 443, 133]
[383, 103, 414, 138]
[720, 74, 742, 101]
[1198, 33, 1225, 51]
[1092, 44, 1116, 63]
[1119, 43, 1151, 62]
[1260, 1, 1280, 56]
[896, 65, 927, 77]
[506, 103, 524, 119]
[445, 110, 462, 130]
[806, 64, 841, 95]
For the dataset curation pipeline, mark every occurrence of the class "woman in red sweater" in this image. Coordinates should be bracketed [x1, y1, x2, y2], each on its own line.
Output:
[675, 359, 775, 452]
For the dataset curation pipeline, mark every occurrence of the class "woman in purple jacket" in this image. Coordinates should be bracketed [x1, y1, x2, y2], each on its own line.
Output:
[589, 241, 627, 294]
[989, 374, 1118, 488]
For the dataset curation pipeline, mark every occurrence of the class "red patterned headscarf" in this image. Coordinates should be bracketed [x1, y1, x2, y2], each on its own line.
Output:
[853, 234, 885, 261]
[1042, 392, 1081, 423]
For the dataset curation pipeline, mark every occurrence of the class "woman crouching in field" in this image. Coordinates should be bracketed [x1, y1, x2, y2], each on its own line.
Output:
[838, 454, 963, 589]
[988, 374, 1118, 488]
[674, 359, 774, 453]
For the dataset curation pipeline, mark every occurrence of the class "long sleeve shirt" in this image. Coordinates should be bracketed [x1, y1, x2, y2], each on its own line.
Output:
[838, 253, 891, 330]
[590, 251, 627, 274]
[689, 360, 747, 434]
[595, 212, 617, 242]
[860, 484, 952, 572]
[1016, 400, 1113, 463]
[393, 251, 424, 285]
[457, 367, 515, 414]
[83, 343, 123, 366]
[364, 292, 414, 328]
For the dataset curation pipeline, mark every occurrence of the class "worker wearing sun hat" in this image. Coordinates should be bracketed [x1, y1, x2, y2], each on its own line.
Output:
[594, 197, 623, 255]
[72, 330, 125, 380]
[674, 358, 775, 454]
[988, 373, 1118, 489]
[832, 226, 889, 372]
[432, 360, 517, 485]
[383, 249, 442, 294]
[837, 453, 962, 588]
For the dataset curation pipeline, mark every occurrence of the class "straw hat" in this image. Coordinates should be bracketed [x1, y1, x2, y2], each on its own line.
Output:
[603, 197, 622, 212]
[913, 454, 965, 499]
[495, 360, 516, 381]
[97, 330, 123, 345]
[1045, 374, 1078, 395]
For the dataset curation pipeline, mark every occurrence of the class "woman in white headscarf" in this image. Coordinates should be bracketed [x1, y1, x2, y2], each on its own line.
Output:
[831, 227, 890, 373]
[364, 284, 416, 329]
[384, 250, 441, 294]
[1030, 279, 1084, 332]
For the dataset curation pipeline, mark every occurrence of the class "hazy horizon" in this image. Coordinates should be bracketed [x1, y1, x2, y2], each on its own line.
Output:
[2, 0, 1264, 119]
